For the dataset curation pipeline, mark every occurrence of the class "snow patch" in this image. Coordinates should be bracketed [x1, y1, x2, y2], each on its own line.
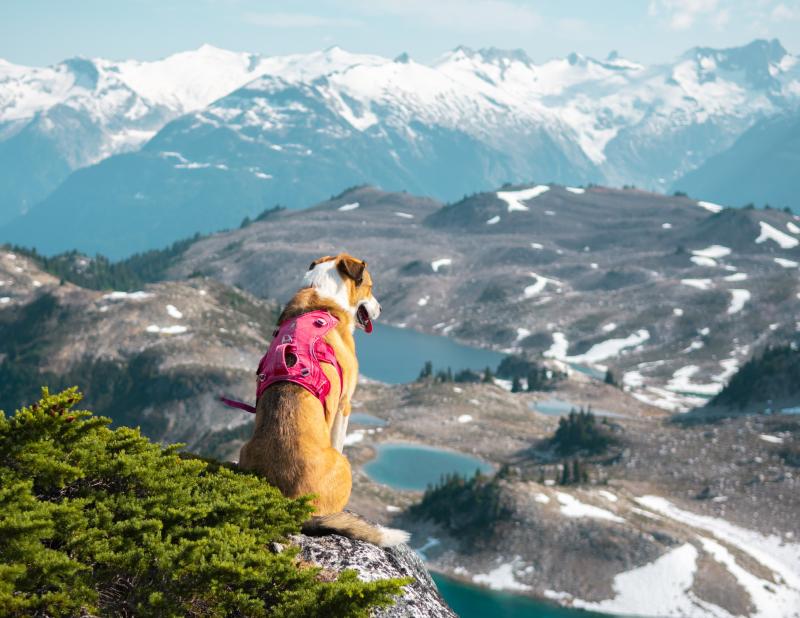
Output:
[727, 289, 751, 314]
[394, 211, 414, 219]
[103, 290, 153, 301]
[496, 185, 549, 212]
[473, 561, 532, 592]
[566, 329, 650, 364]
[146, 324, 189, 335]
[524, 272, 556, 297]
[543, 332, 569, 359]
[556, 492, 624, 522]
[756, 221, 799, 249]
[636, 496, 800, 618]
[697, 200, 724, 213]
[565, 187, 585, 194]
[535, 493, 551, 504]
[486, 215, 501, 225]
[338, 202, 360, 211]
[691, 256, 717, 267]
[431, 258, 452, 272]
[597, 490, 618, 503]
[681, 278, 713, 290]
[666, 365, 722, 397]
[457, 414, 473, 423]
[692, 245, 731, 259]
[759, 434, 783, 444]
[787, 221, 800, 234]
[166, 304, 183, 319]
[774, 257, 798, 268]
[723, 272, 747, 282]
[575, 544, 703, 617]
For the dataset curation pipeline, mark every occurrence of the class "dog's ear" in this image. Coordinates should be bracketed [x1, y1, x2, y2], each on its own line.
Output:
[309, 256, 335, 270]
[337, 256, 366, 286]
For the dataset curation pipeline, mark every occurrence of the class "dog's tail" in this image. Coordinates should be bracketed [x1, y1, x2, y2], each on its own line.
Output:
[302, 512, 410, 547]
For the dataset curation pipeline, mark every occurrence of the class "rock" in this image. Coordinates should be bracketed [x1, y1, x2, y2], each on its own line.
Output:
[292, 534, 456, 617]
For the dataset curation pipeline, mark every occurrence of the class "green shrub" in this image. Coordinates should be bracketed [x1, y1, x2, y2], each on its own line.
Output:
[0, 388, 406, 617]
[551, 408, 618, 456]
[407, 471, 511, 541]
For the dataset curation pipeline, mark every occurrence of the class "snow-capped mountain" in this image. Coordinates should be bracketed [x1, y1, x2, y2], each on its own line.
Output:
[0, 45, 274, 224]
[1, 39, 798, 257]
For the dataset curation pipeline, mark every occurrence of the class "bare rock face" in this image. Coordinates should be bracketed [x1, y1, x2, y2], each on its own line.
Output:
[292, 534, 456, 617]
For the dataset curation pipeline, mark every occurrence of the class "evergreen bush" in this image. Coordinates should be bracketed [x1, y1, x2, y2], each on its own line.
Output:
[0, 388, 406, 617]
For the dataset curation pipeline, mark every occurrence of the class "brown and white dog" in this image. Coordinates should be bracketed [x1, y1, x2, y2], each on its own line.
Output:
[238, 253, 409, 547]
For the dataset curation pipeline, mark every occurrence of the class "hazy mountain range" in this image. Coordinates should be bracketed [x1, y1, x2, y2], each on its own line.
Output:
[1, 39, 799, 257]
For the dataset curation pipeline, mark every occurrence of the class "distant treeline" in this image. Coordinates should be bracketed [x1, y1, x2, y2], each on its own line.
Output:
[9, 234, 201, 292]
[416, 354, 566, 391]
[8, 205, 286, 292]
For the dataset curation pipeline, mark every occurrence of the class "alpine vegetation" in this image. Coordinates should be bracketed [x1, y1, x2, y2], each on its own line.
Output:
[0, 388, 407, 617]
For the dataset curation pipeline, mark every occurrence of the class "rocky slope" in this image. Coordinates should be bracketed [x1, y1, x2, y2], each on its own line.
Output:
[294, 533, 456, 617]
[166, 184, 800, 413]
[3, 241, 799, 616]
[327, 379, 800, 618]
[3, 39, 799, 256]
[0, 248, 278, 449]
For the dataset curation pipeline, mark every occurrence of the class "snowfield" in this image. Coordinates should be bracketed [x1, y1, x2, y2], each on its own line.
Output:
[635, 496, 800, 618]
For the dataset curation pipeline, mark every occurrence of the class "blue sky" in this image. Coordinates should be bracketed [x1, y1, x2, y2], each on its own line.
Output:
[2, 0, 799, 66]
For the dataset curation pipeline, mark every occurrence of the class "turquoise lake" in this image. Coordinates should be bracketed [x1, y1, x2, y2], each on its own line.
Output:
[355, 323, 506, 383]
[433, 574, 625, 618]
[363, 443, 494, 491]
[532, 398, 624, 418]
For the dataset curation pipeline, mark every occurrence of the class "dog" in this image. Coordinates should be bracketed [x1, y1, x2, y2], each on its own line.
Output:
[238, 253, 409, 547]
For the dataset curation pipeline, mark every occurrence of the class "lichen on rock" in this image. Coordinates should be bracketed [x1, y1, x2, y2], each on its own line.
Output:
[293, 533, 457, 617]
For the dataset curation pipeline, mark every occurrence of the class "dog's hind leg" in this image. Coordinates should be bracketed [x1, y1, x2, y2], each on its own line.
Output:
[330, 401, 351, 453]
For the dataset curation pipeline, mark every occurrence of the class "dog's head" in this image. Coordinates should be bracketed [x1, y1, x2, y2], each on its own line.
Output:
[303, 254, 381, 333]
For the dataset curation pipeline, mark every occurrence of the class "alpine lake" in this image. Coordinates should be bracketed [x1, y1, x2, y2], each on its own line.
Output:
[354, 323, 626, 618]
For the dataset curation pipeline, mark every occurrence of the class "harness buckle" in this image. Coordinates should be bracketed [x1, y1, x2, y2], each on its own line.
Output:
[282, 334, 293, 344]
[257, 373, 267, 382]
[300, 367, 310, 377]
[314, 317, 327, 327]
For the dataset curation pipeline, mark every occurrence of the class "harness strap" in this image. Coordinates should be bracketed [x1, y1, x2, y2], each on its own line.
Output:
[220, 310, 343, 416]
[219, 396, 256, 414]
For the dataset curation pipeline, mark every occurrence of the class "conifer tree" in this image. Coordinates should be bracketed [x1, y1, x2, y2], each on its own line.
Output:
[0, 388, 407, 617]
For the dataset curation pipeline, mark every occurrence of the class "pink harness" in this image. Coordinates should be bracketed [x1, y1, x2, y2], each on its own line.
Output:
[221, 310, 343, 415]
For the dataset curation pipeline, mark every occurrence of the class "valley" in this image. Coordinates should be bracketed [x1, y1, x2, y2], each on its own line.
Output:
[2, 182, 799, 617]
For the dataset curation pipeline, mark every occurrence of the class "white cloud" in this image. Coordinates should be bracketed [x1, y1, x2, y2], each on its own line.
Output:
[651, 0, 798, 29]
[771, 2, 800, 20]
[346, 0, 541, 32]
[244, 12, 363, 29]
[649, 0, 726, 30]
